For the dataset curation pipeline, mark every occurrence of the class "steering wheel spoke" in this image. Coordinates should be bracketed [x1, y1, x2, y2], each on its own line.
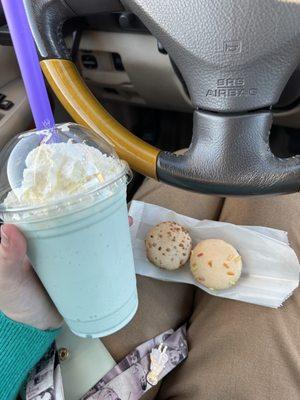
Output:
[158, 111, 300, 195]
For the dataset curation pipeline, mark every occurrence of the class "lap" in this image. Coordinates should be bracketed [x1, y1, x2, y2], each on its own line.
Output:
[104, 178, 300, 400]
[132, 177, 224, 220]
[220, 194, 300, 257]
[158, 192, 300, 400]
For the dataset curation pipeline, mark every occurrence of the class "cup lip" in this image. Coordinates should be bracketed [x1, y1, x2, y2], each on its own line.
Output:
[0, 163, 131, 215]
[16, 122, 113, 143]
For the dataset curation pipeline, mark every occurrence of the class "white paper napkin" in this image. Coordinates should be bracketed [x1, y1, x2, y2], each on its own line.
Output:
[129, 200, 300, 308]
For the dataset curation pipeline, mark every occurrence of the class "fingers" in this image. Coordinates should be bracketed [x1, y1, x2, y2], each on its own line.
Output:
[0, 224, 62, 329]
[0, 224, 27, 277]
[128, 216, 133, 226]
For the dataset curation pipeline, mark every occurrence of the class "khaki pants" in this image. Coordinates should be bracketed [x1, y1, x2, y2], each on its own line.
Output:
[103, 179, 300, 400]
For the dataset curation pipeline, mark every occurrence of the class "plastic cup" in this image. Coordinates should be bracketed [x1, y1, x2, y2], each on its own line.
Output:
[0, 124, 138, 338]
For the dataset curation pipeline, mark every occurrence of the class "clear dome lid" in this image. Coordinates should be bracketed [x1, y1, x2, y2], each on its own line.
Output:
[0, 123, 130, 214]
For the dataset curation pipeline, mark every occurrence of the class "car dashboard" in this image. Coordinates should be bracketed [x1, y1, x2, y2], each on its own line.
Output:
[66, 11, 299, 127]
[0, 4, 299, 129]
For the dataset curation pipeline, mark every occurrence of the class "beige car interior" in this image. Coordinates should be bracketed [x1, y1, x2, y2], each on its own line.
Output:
[0, 10, 299, 397]
[72, 31, 300, 128]
[0, 46, 30, 148]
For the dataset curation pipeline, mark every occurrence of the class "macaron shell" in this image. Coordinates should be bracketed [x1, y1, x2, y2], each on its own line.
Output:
[145, 221, 192, 270]
[190, 239, 242, 290]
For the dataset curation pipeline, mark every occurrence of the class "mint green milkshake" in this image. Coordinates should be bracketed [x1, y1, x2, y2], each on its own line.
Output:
[0, 123, 138, 338]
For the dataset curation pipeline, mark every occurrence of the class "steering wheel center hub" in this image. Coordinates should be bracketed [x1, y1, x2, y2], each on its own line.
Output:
[124, 0, 300, 112]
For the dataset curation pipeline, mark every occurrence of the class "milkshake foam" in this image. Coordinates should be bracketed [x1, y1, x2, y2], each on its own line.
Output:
[4, 141, 126, 207]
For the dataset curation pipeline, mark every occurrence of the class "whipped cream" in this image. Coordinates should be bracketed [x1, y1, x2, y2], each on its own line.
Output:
[4, 142, 125, 207]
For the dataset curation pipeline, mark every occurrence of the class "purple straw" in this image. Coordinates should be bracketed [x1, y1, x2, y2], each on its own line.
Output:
[1, 0, 57, 140]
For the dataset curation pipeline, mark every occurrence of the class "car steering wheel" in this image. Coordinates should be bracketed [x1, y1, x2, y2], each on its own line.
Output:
[23, 0, 300, 196]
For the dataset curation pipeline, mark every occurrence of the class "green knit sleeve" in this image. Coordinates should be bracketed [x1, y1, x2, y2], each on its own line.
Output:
[0, 312, 60, 400]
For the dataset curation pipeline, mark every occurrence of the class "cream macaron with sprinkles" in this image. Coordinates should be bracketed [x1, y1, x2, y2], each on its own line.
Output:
[145, 221, 192, 270]
[190, 239, 242, 290]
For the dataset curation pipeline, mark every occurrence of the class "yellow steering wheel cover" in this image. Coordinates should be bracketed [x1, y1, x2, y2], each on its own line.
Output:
[41, 59, 159, 178]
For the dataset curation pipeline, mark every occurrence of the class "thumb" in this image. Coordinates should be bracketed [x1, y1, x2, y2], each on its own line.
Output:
[0, 224, 27, 277]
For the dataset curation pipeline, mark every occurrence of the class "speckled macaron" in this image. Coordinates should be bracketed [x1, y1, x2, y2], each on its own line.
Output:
[190, 239, 242, 290]
[145, 221, 192, 270]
